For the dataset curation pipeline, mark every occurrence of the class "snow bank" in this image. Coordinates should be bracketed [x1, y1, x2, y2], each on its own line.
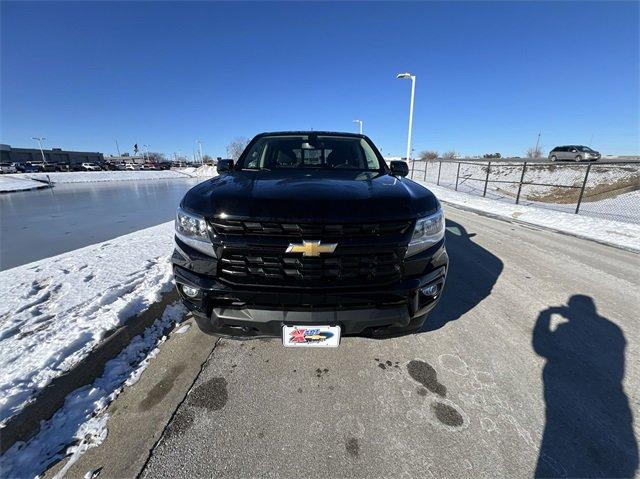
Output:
[412, 162, 640, 224]
[9, 170, 190, 184]
[0, 176, 49, 193]
[0, 303, 187, 478]
[0, 221, 177, 426]
[420, 182, 640, 252]
[178, 165, 218, 178]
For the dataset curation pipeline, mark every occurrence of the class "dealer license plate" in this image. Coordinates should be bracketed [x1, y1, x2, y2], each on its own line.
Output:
[282, 325, 341, 348]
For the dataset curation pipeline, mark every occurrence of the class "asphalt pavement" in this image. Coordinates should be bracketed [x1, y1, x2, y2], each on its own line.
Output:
[47, 206, 640, 479]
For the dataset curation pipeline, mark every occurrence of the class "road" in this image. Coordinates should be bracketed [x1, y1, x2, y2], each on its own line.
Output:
[46, 206, 640, 479]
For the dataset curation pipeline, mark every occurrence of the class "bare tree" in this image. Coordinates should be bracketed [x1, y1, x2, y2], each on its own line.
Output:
[419, 150, 439, 161]
[147, 152, 166, 162]
[442, 150, 457, 161]
[226, 137, 249, 160]
[526, 146, 543, 159]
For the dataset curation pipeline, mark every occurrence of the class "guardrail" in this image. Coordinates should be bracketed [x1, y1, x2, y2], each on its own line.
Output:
[409, 160, 640, 225]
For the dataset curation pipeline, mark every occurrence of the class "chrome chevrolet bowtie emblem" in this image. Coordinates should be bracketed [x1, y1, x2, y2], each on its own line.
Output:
[286, 240, 337, 257]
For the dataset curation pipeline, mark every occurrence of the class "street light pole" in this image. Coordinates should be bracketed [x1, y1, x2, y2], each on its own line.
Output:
[31, 136, 48, 164]
[396, 72, 416, 175]
[143, 144, 149, 161]
[197, 140, 203, 164]
[352, 119, 363, 134]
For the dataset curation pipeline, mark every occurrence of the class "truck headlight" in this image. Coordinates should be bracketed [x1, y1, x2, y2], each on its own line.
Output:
[406, 209, 445, 257]
[175, 207, 216, 257]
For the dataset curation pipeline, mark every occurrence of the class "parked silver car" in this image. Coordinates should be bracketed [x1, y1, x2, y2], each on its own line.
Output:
[548, 145, 601, 162]
[0, 162, 18, 174]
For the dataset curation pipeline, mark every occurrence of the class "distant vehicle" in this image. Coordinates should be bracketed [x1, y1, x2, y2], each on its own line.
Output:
[0, 163, 18, 174]
[124, 162, 138, 170]
[141, 162, 159, 170]
[15, 163, 40, 173]
[115, 163, 127, 171]
[158, 162, 172, 170]
[101, 162, 119, 171]
[81, 162, 101, 171]
[32, 162, 56, 172]
[55, 163, 71, 172]
[549, 146, 601, 162]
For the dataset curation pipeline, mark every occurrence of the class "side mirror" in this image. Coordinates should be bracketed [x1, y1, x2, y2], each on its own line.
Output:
[217, 159, 234, 173]
[390, 161, 409, 177]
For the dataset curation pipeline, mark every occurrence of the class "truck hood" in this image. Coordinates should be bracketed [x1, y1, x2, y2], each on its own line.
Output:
[181, 169, 439, 222]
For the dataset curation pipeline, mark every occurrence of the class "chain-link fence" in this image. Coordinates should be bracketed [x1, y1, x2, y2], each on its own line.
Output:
[408, 160, 640, 225]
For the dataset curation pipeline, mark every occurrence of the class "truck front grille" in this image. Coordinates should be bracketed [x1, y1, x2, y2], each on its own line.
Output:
[210, 219, 412, 238]
[219, 250, 402, 287]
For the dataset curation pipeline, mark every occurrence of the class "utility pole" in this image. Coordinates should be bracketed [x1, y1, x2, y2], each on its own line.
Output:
[31, 137, 48, 164]
[535, 131, 541, 153]
[197, 140, 203, 164]
[397, 72, 416, 174]
[115, 139, 121, 156]
[352, 120, 363, 134]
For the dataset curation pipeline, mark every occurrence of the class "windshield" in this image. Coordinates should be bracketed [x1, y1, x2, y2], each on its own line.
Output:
[236, 135, 385, 172]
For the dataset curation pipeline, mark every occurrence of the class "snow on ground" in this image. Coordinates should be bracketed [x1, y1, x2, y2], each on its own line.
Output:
[415, 161, 638, 195]
[0, 221, 177, 427]
[419, 182, 640, 252]
[0, 175, 49, 193]
[8, 170, 190, 185]
[177, 164, 218, 178]
[0, 303, 187, 478]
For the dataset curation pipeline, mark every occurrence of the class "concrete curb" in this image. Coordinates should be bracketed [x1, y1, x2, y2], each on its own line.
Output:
[0, 288, 179, 454]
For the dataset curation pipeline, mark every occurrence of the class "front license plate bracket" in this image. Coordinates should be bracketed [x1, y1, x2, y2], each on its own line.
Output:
[282, 325, 341, 348]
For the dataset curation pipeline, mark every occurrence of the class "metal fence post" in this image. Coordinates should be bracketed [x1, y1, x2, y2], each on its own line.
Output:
[482, 161, 491, 197]
[515, 162, 527, 204]
[423, 161, 428, 181]
[575, 163, 592, 214]
[437, 160, 442, 186]
[455, 162, 461, 191]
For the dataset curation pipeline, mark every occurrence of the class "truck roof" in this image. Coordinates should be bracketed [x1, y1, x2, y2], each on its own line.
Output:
[255, 131, 367, 138]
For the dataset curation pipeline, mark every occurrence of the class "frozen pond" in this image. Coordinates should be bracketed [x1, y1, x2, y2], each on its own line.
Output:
[0, 178, 204, 270]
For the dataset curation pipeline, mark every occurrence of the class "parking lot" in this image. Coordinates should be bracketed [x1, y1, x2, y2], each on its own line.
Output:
[45, 206, 639, 479]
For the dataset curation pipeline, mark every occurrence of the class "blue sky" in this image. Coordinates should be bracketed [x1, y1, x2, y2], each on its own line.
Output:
[1, 1, 638, 158]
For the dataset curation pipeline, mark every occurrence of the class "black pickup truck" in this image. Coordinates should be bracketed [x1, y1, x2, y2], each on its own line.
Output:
[172, 132, 448, 347]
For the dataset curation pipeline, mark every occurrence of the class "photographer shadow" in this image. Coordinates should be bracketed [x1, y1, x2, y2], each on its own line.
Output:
[533, 295, 638, 477]
[422, 219, 503, 332]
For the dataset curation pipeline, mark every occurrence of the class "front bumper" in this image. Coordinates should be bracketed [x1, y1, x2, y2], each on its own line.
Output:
[172, 238, 448, 338]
